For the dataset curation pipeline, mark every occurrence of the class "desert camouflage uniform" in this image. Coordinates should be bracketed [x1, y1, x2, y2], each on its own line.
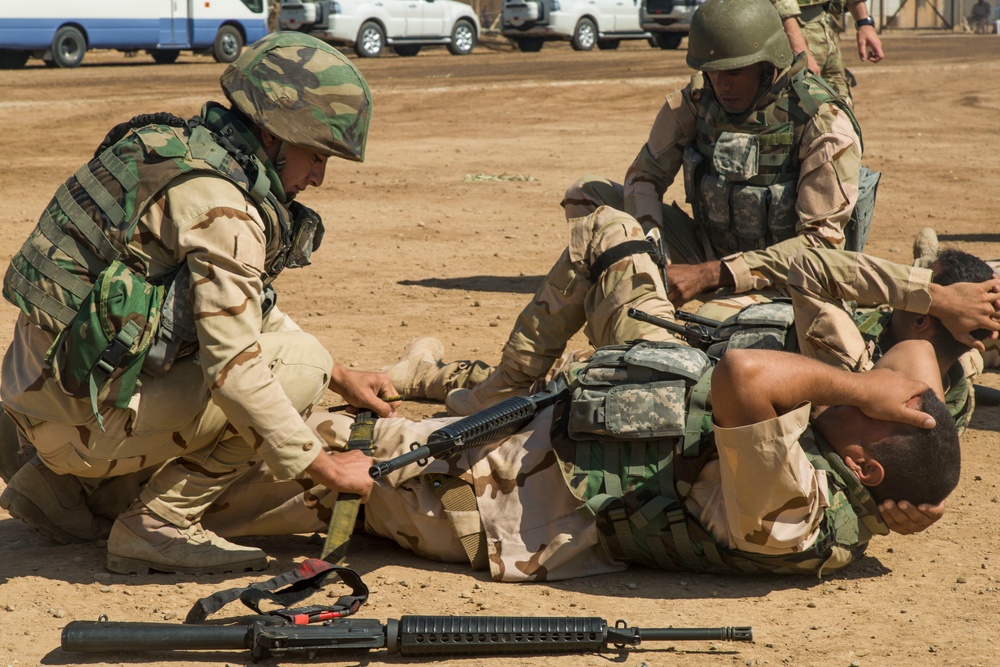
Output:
[0, 97, 357, 527]
[771, 0, 854, 102]
[787, 248, 978, 433]
[205, 391, 886, 581]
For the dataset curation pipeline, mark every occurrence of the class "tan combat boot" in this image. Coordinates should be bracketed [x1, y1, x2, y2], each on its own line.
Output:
[385, 337, 487, 402]
[912, 227, 940, 268]
[106, 504, 269, 575]
[0, 455, 112, 544]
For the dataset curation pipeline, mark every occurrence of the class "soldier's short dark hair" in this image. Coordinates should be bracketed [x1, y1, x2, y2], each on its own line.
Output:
[867, 389, 960, 506]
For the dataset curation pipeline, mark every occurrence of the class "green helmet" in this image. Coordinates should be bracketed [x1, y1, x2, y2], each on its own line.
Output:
[220, 32, 372, 162]
[686, 0, 793, 72]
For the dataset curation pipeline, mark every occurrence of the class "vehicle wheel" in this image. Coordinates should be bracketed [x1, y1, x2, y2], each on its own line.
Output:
[571, 18, 596, 51]
[213, 25, 244, 63]
[597, 39, 620, 50]
[51, 26, 86, 68]
[514, 37, 544, 52]
[150, 49, 180, 64]
[394, 45, 421, 57]
[655, 32, 683, 50]
[0, 50, 29, 69]
[355, 21, 385, 58]
[447, 19, 476, 55]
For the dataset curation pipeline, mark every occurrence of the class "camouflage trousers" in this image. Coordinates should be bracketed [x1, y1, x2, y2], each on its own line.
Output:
[800, 11, 852, 104]
[4, 330, 331, 528]
[204, 407, 624, 582]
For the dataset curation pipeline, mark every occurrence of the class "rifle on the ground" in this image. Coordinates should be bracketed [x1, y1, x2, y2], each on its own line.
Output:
[62, 616, 752, 660]
[369, 379, 568, 479]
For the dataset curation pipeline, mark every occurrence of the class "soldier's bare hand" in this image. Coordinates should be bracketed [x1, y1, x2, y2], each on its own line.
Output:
[879, 499, 944, 534]
[929, 277, 1000, 352]
[854, 367, 935, 429]
[856, 26, 884, 63]
[306, 449, 374, 501]
[666, 261, 723, 306]
[329, 364, 399, 418]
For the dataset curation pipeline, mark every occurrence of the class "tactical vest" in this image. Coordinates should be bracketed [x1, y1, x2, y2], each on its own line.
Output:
[682, 62, 862, 256]
[550, 340, 888, 577]
[2, 106, 287, 419]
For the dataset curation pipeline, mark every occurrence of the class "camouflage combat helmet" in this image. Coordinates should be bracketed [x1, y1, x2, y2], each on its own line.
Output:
[686, 0, 793, 72]
[220, 32, 372, 162]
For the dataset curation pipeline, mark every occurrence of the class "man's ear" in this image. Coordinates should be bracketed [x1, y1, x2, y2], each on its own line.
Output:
[912, 314, 934, 334]
[844, 455, 885, 487]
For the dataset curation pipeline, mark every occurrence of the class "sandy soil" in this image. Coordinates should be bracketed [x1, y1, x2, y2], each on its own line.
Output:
[1, 33, 1000, 667]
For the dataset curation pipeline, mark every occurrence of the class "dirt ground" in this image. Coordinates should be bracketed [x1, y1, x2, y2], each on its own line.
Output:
[1, 32, 1000, 667]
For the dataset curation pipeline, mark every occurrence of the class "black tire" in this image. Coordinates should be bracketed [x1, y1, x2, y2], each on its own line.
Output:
[355, 21, 385, 58]
[51, 26, 86, 68]
[447, 19, 476, 55]
[0, 50, 29, 69]
[596, 39, 620, 50]
[571, 18, 596, 51]
[655, 32, 683, 50]
[150, 49, 180, 64]
[394, 44, 421, 57]
[213, 25, 244, 63]
[514, 36, 544, 52]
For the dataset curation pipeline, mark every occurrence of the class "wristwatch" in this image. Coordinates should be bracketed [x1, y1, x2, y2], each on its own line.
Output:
[855, 16, 876, 28]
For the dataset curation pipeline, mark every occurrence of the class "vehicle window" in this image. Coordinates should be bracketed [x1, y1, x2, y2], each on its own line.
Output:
[241, 0, 264, 12]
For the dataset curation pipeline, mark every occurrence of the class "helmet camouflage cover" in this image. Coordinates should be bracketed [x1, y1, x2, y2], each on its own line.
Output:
[221, 32, 372, 162]
[686, 0, 793, 72]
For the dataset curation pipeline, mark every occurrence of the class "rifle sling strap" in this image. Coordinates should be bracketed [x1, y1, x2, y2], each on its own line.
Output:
[184, 558, 369, 625]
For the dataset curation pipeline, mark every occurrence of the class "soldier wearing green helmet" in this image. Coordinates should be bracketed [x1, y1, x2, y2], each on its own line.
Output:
[424, 0, 877, 418]
[0, 32, 394, 575]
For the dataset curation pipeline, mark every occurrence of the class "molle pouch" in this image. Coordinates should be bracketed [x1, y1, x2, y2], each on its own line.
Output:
[699, 173, 732, 233]
[712, 132, 759, 182]
[568, 341, 711, 441]
[682, 146, 704, 205]
[144, 266, 198, 376]
[765, 180, 798, 241]
[47, 260, 163, 427]
[706, 301, 796, 358]
[729, 184, 769, 240]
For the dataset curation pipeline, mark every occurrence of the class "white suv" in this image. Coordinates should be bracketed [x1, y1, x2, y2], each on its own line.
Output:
[501, 0, 652, 52]
[281, 0, 480, 57]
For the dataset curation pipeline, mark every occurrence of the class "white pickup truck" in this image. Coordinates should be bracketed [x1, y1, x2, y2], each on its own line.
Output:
[501, 0, 701, 52]
[280, 0, 480, 57]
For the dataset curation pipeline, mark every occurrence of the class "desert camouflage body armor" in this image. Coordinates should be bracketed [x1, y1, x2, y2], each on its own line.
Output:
[2, 104, 289, 416]
[550, 340, 886, 577]
[682, 59, 861, 256]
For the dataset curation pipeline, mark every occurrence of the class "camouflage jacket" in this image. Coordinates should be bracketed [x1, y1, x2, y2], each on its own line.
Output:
[1, 104, 324, 479]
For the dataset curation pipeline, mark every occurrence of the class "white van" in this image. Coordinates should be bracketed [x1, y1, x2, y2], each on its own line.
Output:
[640, 0, 703, 50]
[0, 0, 268, 69]
[501, 0, 652, 52]
[281, 0, 480, 58]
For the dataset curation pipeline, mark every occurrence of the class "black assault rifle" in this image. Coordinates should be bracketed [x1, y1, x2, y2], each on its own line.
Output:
[62, 616, 752, 660]
[369, 380, 569, 479]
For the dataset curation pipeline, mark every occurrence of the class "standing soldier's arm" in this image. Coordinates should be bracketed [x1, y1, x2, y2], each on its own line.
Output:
[770, 0, 820, 74]
[722, 103, 862, 294]
[848, 2, 884, 63]
[622, 85, 698, 232]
